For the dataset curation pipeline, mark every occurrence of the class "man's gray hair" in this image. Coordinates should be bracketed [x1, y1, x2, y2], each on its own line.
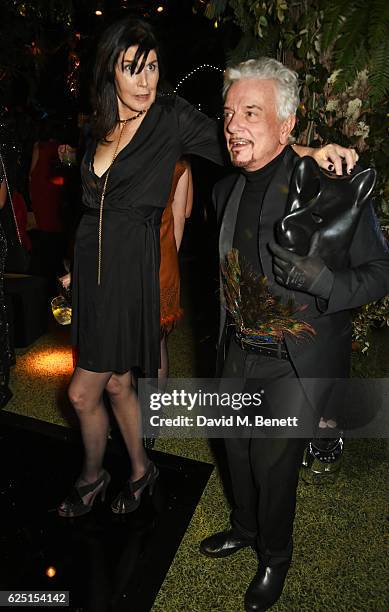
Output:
[223, 57, 300, 120]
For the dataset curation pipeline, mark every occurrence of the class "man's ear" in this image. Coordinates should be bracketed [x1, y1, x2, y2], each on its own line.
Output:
[280, 115, 296, 145]
[349, 167, 377, 208]
[287, 156, 321, 213]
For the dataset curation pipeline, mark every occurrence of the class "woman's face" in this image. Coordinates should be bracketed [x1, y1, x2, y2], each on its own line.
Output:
[114, 45, 159, 116]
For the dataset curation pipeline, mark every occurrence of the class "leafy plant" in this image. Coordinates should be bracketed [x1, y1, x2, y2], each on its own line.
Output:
[322, 0, 389, 103]
[352, 296, 389, 354]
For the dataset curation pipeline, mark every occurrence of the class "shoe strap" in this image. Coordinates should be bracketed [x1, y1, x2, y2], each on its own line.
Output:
[75, 471, 108, 497]
[129, 462, 156, 494]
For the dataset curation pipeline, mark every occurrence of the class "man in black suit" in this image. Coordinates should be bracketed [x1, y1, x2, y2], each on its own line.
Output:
[199, 58, 389, 612]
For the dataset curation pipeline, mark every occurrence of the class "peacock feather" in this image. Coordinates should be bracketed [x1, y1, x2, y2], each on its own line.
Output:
[220, 249, 315, 345]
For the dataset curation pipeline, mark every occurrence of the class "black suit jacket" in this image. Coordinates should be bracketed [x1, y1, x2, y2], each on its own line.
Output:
[215, 147, 389, 392]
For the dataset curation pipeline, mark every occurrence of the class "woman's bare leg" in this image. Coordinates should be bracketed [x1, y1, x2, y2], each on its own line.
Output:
[68, 367, 112, 483]
[158, 334, 169, 391]
[105, 371, 149, 482]
[58, 367, 112, 514]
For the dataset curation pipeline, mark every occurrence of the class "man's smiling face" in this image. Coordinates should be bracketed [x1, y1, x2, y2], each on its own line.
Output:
[223, 78, 295, 171]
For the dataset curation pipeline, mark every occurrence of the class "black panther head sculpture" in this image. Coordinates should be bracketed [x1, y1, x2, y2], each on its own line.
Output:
[276, 156, 377, 269]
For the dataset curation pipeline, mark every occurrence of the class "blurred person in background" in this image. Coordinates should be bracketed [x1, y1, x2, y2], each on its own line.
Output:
[158, 158, 193, 387]
[29, 118, 67, 289]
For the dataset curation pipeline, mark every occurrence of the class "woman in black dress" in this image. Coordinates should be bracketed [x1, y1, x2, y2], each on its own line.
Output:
[58, 17, 358, 517]
[58, 18, 227, 517]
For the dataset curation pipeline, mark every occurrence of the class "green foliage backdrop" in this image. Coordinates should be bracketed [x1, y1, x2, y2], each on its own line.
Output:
[199, 0, 389, 358]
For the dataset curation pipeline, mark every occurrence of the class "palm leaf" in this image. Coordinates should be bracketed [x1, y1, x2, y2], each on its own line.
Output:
[321, 0, 351, 49]
[367, 0, 389, 49]
[369, 38, 389, 103]
[333, 2, 368, 65]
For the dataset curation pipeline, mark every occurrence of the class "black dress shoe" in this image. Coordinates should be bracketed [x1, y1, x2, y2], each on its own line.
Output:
[200, 529, 255, 558]
[244, 559, 290, 611]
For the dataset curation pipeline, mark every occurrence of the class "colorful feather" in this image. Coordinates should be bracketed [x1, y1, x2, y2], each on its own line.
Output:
[220, 249, 315, 345]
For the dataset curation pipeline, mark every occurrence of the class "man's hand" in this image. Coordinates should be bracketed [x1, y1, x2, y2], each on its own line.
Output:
[268, 236, 334, 299]
[293, 143, 359, 175]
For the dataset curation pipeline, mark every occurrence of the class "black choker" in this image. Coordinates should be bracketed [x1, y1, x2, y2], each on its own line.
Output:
[118, 110, 146, 123]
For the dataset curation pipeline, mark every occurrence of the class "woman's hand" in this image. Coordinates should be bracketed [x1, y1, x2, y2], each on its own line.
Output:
[310, 144, 359, 175]
[293, 143, 359, 175]
[58, 144, 77, 166]
[0, 180, 6, 209]
[59, 272, 71, 288]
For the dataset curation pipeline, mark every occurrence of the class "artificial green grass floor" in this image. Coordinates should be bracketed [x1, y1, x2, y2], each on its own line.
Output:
[5, 315, 389, 612]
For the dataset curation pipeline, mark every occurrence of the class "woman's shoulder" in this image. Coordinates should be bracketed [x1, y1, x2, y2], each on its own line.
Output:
[155, 93, 193, 115]
[155, 92, 176, 106]
[40, 139, 59, 151]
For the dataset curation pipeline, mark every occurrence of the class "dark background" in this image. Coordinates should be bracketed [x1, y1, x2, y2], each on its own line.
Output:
[2, 0, 234, 122]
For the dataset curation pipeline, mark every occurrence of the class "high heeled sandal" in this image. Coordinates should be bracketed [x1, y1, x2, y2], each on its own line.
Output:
[111, 462, 159, 514]
[58, 470, 111, 518]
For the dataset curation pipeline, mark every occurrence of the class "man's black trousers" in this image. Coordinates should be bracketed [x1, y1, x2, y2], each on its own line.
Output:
[222, 338, 309, 560]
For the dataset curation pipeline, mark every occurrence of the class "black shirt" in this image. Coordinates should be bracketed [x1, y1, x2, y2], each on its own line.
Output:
[233, 148, 287, 274]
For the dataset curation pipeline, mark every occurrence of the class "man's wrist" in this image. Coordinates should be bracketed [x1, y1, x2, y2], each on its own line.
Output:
[308, 266, 334, 299]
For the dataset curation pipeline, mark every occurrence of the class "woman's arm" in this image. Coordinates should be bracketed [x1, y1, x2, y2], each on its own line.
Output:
[29, 142, 40, 180]
[172, 162, 193, 251]
[176, 95, 358, 174]
[0, 180, 7, 209]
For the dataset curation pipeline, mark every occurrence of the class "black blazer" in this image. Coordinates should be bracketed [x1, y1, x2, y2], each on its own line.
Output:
[215, 147, 389, 388]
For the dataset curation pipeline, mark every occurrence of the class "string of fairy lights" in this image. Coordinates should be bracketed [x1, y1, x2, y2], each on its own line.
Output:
[94, 2, 168, 17]
[174, 63, 224, 94]
[174, 63, 224, 116]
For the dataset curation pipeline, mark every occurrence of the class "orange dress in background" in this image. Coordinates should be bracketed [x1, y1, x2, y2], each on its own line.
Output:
[159, 159, 188, 333]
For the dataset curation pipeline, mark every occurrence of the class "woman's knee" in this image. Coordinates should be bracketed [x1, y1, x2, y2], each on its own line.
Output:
[68, 383, 95, 413]
[105, 373, 133, 400]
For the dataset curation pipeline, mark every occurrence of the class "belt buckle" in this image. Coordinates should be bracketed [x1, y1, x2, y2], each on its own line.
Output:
[253, 340, 285, 359]
[234, 329, 287, 360]
[261, 342, 282, 359]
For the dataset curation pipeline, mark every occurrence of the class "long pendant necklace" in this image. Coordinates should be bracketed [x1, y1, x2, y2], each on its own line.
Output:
[97, 110, 145, 285]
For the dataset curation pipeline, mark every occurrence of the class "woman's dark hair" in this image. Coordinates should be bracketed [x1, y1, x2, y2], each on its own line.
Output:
[91, 18, 160, 141]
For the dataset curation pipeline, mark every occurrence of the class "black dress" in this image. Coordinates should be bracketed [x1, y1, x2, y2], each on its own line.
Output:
[72, 95, 224, 375]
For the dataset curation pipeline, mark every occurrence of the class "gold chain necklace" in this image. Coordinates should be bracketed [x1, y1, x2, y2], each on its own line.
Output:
[97, 110, 145, 285]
